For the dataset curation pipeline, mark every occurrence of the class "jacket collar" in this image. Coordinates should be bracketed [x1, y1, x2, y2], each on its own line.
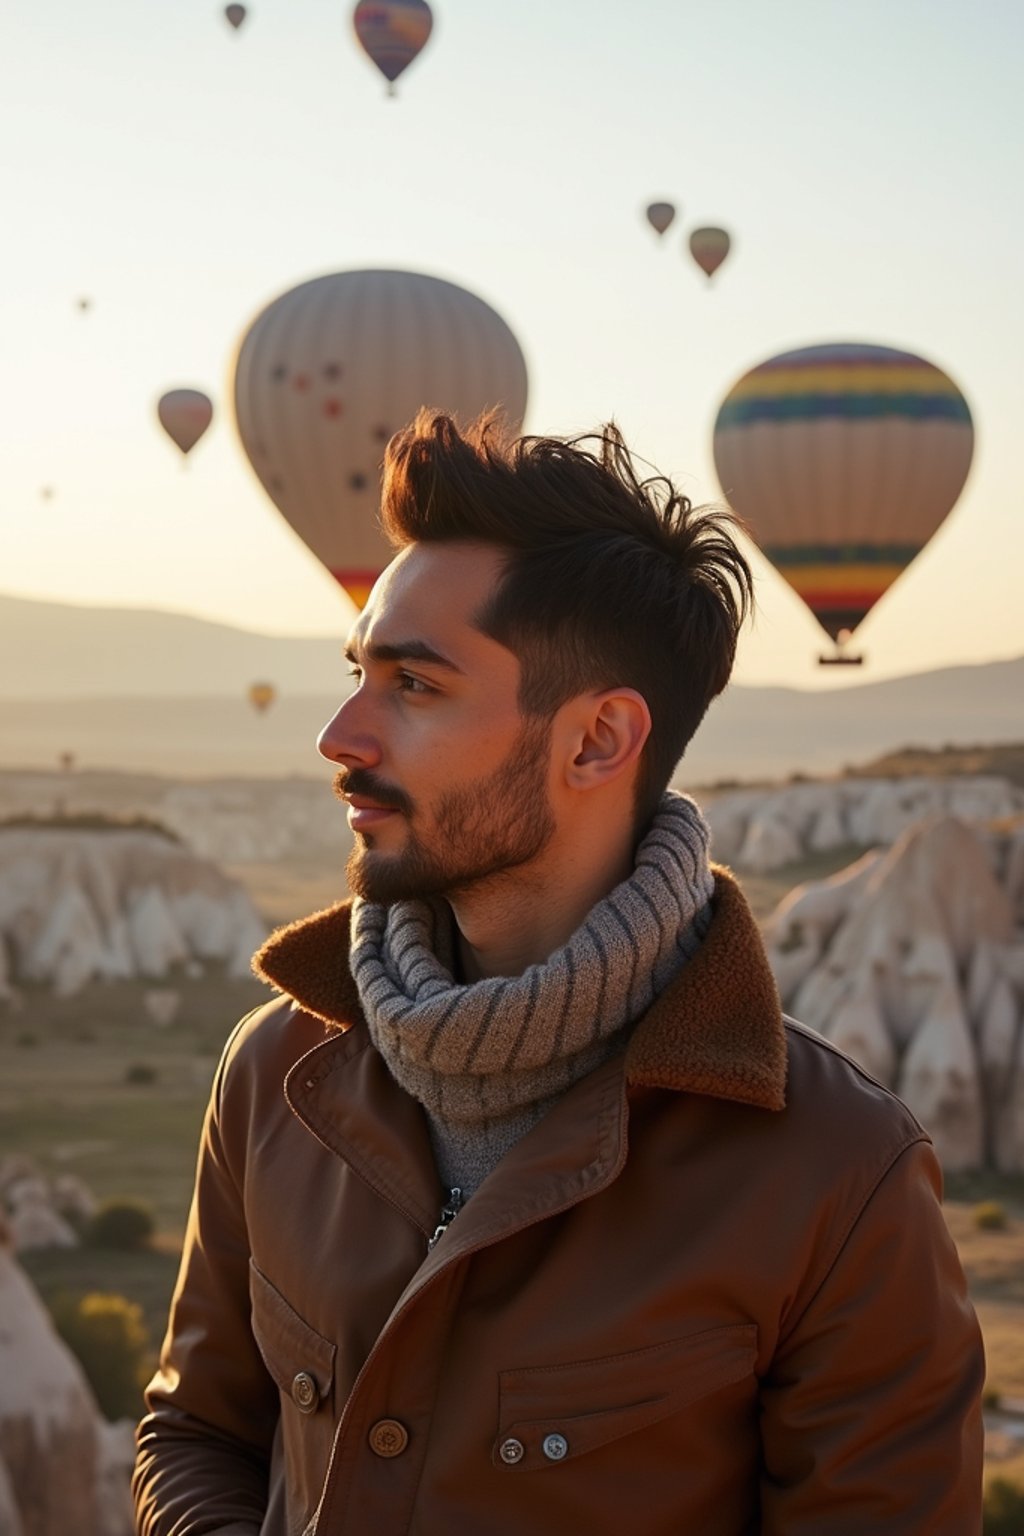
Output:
[253, 864, 786, 1114]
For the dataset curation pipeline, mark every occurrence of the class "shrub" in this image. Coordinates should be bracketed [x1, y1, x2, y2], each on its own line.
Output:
[50, 1290, 150, 1421]
[984, 1477, 1024, 1534]
[974, 1200, 1009, 1232]
[124, 1062, 158, 1086]
[86, 1197, 155, 1251]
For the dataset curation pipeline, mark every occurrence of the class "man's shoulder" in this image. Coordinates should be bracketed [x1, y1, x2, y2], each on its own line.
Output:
[779, 1014, 929, 1168]
[217, 991, 342, 1100]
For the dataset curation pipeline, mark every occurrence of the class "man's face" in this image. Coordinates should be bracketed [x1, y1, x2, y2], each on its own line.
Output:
[318, 542, 556, 905]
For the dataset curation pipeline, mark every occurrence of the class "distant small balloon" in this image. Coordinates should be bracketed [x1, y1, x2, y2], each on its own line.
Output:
[688, 227, 731, 280]
[353, 0, 432, 92]
[157, 389, 214, 457]
[225, 4, 247, 28]
[77, 296, 92, 313]
[645, 202, 676, 237]
[248, 681, 276, 714]
[40, 486, 55, 501]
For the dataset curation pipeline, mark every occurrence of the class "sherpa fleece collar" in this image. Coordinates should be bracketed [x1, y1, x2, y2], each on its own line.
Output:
[252, 864, 787, 1113]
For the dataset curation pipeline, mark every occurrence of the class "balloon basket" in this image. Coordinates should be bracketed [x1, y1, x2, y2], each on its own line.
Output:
[817, 652, 864, 667]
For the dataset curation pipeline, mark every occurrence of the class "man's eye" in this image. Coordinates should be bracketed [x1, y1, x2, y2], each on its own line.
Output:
[398, 672, 432, 695]
[346, 665, 363, 683]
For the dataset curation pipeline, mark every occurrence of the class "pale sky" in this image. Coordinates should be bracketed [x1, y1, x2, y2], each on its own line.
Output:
[3, 0, 1022, 690]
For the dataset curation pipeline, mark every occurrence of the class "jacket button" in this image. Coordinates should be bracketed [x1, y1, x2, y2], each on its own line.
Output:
[369, 1419, 409, 1458]
[542, 1433, 568, 1461]
[499, 1438, 525, 1465]
[291, 1372, 318, 1414]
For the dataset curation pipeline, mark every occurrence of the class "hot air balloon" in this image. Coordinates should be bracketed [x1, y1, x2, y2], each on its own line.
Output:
[157, 389, 214, 458]
[225, 3, 247, 27]
[76, 296, 92, 313]
[232, 269, 528, 609]
[645, 202, 676, 237]
[689, 227, 731, 280]
[712, 342, 974, 663]
[248, 681, 276, 713]
[353, 0, 432, 93]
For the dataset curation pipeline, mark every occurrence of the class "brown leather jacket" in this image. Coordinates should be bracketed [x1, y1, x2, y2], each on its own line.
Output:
[133, 869, 984, 1535]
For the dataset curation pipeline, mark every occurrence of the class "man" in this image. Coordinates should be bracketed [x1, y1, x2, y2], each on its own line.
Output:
[134, 412, 984, 1535]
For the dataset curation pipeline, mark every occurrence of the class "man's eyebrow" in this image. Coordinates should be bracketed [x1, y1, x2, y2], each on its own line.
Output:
[344, 638, 465, 674]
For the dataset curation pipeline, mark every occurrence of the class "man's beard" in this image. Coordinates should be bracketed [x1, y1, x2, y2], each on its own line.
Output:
[337, 717, 555, 906]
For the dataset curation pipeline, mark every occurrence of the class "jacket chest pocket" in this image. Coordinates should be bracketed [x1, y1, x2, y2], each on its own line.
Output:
[249, 1261, 337, 1536]
[492, 1321, 758, 1471]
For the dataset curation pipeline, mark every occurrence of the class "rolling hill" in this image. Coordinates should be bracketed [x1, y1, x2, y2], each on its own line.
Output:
[1, 592, 1021, 784]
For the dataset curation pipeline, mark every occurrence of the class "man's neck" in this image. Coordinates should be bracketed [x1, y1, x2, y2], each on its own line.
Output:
[449, 837, 636, 982]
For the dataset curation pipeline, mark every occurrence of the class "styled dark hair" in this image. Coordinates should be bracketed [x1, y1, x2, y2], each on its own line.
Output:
[380, 410, 754, 827]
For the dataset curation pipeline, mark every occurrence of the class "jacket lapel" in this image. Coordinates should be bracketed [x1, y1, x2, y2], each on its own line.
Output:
[284, 1027, 441, 1238]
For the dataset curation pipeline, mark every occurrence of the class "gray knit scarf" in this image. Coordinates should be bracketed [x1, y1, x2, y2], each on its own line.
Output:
[350, 791, 714, 1199]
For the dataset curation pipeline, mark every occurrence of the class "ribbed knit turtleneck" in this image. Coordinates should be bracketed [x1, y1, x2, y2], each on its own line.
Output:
[350, 791, 714, 1198]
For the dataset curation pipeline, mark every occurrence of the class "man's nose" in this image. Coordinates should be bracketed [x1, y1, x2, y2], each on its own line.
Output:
[316, 695, 381, 768]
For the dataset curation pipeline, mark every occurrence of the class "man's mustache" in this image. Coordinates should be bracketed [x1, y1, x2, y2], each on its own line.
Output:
[333, 769, 414, 817]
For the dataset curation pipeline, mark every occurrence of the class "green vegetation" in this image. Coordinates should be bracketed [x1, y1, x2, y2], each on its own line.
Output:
[50, 1290, 151, 1421]
[846, 742, 1024, 790]
[23, 1242, 182, 1358]
[0, 810, 183, 841]
[2, 973, 268, 1376]
[975, 1200, 1010, 1232]
[984, 1477, 1024, 1534]
[87, 1197, 156, 1251]
[124, 1061, 159, 1086]
[0, 973, 267, 1233]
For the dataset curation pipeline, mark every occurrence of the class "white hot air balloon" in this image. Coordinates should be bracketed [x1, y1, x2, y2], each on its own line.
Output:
[232, 269, 529, 608]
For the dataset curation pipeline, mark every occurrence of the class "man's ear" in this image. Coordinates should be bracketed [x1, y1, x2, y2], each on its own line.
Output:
[563, 688, 652, 790]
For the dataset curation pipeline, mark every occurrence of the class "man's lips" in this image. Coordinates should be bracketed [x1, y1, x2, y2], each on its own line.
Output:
[345, 795, 400, 829]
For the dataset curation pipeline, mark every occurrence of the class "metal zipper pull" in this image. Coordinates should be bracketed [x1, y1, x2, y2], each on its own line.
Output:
[428, 1186, 463, 1250]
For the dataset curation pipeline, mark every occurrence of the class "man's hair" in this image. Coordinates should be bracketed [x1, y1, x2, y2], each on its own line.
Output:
[380, 410, 754, 827]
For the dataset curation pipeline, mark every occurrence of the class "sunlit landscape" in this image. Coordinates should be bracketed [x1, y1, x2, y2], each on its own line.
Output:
[2, 0, 1024, 1530]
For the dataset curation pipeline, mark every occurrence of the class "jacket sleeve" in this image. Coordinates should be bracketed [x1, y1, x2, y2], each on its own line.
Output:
[758, 1137, 985, 1534]
[133, 1020, 279, 1536]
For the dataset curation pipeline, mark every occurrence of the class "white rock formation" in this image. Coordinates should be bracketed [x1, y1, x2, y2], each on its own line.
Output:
[0, 1160, 90, 1256]
[766, 817, 1024, 1172]
[0, 828, 268, 997]
[737, 813, 803, 874]
[0, 1213, 132, 1536]
[50, 1174, 97, 1226]
[703, 774, 1024, 872]
[142, 988, 182, 1029]
[0, 771, 350, 872]
[7, 1185, 79, 1253]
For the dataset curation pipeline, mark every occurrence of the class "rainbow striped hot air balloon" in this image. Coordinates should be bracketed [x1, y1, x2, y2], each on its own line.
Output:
[712, 343, 974, 660]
